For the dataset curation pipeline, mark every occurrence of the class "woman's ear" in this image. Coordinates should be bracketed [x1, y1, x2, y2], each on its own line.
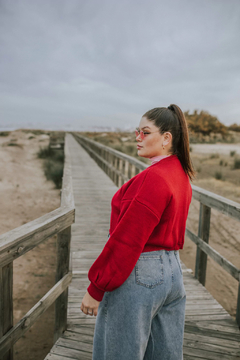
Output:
[162, 132, 172, 147]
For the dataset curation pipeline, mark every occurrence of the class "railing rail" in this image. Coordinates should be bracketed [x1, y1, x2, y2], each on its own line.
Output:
[72, 132, 240, 327]
[0, 134, 75, 359]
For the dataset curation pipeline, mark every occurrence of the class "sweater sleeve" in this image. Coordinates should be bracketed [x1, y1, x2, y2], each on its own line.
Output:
[87, 171, 172, 301]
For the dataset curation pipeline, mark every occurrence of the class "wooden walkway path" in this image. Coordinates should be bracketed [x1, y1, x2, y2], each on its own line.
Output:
[45, 134, 240, 360]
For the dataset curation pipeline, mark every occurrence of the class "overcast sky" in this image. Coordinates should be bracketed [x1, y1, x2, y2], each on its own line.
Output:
[0, 0, 240, 131]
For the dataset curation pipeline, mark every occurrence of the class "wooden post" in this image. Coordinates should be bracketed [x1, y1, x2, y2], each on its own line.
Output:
[104, 150, 108, 174]
[106, 152, 110, 177]
[119, 159, 123, 187]
[122, 160, 126, 183]
[100, 149, 104, 171]
[0, 263, 13, 360]
[114, 156, 119, 185]
[110, 154, 114, 181]
[135, 167, 140, 175]
[236, 279, 240, 328]
[195, 203, 211, 286]
[54, 226, 71, 342]
[128, 163, 132, 180]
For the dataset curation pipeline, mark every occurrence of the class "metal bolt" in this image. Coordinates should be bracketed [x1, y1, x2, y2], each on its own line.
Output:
[16, 246, 24, 254]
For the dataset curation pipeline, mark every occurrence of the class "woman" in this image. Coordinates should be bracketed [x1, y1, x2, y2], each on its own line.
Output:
[80, 104, 194, 360]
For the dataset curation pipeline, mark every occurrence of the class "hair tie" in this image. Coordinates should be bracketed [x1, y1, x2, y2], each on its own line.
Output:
[168, 105, 174, 111]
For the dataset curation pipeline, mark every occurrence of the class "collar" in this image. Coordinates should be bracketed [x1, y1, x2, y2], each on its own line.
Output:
[149, 154, 171, 165]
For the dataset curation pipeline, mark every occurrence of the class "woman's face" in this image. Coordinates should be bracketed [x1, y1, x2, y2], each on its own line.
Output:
[136, 117, 171, 158]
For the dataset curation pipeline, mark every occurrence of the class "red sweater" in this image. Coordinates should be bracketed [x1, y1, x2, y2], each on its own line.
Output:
[87, 155, 192, 301]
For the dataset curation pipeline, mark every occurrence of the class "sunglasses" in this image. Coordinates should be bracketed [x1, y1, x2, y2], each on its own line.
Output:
[135, 129, 159, 139]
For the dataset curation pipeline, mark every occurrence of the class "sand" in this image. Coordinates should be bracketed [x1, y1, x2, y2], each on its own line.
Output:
[0, 130, 60, 360]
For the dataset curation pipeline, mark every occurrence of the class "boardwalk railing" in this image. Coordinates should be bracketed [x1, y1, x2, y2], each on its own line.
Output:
[0, 135, 75, 360]
[72, 133, 240, 327]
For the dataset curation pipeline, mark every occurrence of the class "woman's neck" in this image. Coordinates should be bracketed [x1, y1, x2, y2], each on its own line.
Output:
[149, 154, 171, 165]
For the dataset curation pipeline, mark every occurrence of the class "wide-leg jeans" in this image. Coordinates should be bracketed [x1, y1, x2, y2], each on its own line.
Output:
[92, 250, 186, 360]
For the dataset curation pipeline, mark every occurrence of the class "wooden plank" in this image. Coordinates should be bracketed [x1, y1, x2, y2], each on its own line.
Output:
[0, 263, 13, 360]
[66, 325, 95, 336]
[185, 303, 224, 310]
[56, 337, 92, 352]
[186, 228, 239, 281]
[0, 272, 72, 356]
[192, 184, 240, 222]
[184, 332, 240, 350]
[63, 331, 93, 344]
[185, 309, 228, 315]
[67, 318, 96, 325]
[237, 279, 240, 327]
[51, 345, 92, 359]
[0, 206, 74, 268]
[61, 134, 75, 209]
[183, 345, 240, 360]
[44, 354, 77, 360]
[185, 314, 233, 321]
[184, 338, 240, 357]
[54, 226, 71, 341]
[195, 203, 211, 285]
[185, 321, 240, 336]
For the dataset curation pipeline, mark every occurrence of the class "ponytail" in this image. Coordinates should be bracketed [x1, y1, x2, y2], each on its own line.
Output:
[143, 104, 195, 180]
[168, 104, 195, 180]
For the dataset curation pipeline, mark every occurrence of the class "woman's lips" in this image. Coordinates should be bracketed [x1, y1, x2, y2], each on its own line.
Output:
[137, 145, 143, 149]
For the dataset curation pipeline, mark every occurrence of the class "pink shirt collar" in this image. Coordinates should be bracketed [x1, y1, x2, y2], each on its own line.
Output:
[150, 155, 170, 165]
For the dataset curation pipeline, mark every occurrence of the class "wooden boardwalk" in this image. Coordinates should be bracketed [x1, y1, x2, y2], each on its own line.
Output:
[45, 134, 240, 360]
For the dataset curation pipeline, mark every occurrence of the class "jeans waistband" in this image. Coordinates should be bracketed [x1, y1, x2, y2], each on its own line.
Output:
[139, 250, 179, 259]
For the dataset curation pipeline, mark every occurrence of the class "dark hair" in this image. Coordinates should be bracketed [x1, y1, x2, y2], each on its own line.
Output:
[143, 104, 195, 180]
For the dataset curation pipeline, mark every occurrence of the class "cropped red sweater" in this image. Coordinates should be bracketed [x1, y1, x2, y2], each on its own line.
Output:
[87, 155, 192, 301]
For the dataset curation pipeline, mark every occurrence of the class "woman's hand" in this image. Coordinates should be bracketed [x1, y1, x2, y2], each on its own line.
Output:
[80, 291, 100, 316]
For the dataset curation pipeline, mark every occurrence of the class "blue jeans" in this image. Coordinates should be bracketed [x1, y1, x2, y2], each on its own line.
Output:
[92, 250, 186, 360]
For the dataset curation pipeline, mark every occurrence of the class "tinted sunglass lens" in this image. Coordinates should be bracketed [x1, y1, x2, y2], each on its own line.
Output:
[135, 130, 144, 139]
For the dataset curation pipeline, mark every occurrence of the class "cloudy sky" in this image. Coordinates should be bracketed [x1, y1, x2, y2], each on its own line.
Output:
[0, 0, 239, 131]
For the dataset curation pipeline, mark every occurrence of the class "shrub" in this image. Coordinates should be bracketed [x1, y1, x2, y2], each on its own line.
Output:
[37, 146, 55, 159]
[210, 153, 219, 159]
[196, 167, 201, 173]
[233, 158, 240, 170]
[7, 143, 23, 148]
[22, 129, 49, 136]
[230, 151, 236, 157]
[214, 171, 222, 180]
[219, 160, 223, 166]
[184, 110, 227, 136]
[37, 145, 64, 188]
[43, 160, 63, 189]
[0, 131, 10, 136]
[53, 151, 64, 163]
[228, 123, 240, 132]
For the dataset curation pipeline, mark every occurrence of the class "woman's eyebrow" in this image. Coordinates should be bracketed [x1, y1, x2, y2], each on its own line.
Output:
[137, 126, 151, 130]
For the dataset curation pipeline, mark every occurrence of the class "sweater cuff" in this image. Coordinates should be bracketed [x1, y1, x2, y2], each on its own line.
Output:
[87, 283, 105, 302]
